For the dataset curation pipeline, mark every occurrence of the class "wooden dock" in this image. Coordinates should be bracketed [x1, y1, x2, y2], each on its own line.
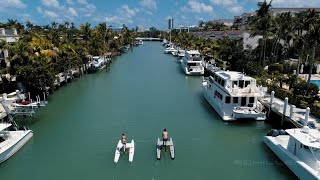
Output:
[259, 92, 320, 129]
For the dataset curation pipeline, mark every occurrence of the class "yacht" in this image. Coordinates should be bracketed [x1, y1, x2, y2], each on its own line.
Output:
[138, 40, 143, 45]
[162, 39, 168, 46]
[172, 48, 184, 57]
[180, 50, 204, 75]
[0, 123, 33, 163]
[177, 50, 185, 58]
[264, 127, 320, 179]
[164, 47, 175, 54]
[89, 56, 106, 72]
[202, 71, 266, 121]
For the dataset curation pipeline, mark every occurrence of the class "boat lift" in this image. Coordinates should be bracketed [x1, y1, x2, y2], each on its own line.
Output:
[0, 91, 48, 121]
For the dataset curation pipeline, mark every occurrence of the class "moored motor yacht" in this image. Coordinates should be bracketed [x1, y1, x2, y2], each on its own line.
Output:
[180, 50, 204, 75]
[0, 123, 33, 163]
[164, 47, 175, 54]
[202, 71, 266, 121]
[264, 127, 320, 179]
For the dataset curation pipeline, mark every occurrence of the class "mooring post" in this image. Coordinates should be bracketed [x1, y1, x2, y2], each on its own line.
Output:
[305, 107, 310, 126]
[290, 105, 295, 119]
[281, 97, 288, 127]
[270, 91, 275, 107]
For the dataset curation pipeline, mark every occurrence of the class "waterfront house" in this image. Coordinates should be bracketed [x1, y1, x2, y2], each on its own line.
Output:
[0, 28, 19, 67]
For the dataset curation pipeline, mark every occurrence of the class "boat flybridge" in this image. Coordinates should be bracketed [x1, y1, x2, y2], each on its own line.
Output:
[0, 122, 33, 163]
[202, 71, 266, 121]
[264, 127, 320, 179]
[114, 139, 135, 163]
[181, 50, 204, 75]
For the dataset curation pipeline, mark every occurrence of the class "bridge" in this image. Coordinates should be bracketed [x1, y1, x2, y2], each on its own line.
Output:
[135, 37, 162, 41]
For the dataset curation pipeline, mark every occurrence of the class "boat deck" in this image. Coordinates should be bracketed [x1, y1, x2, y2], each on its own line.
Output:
[0, 131, 32, 154]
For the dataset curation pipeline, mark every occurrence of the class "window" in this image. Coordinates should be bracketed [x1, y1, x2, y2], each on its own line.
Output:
[214, 90, 223, 100]
[232, 81, 238, 87]
[225, 96, 231, 104]
[217, 77, 221, 85]
[241, 97, 246, 106]
[188, 63, 197, 66]
[214, 75, 218, 82]
[239, 80, 244, 88]
[245, 81, 250, 87]
[209, 77, 214, 83]
[233, 97, 238, 104]
[249, 97, 255, 103]
[220, 79, 225, 86]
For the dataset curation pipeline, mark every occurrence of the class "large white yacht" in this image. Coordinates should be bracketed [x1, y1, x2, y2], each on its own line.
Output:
[202, 71, 266, 121]
[164, 47, 175, 54]
[264, 127, 320, 179]
[180, 50, 204, 75]
[0, 123, 33, 163]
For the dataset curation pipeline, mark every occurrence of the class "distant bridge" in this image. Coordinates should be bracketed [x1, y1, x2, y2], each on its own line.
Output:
[135, 37, 162, 41]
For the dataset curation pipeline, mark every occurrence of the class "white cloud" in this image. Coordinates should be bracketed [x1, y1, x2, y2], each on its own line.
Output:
[229, 6, 243, 14]
[37, 7, 59, 18]
[187, 0, 213, 13]
[139, 0, 157, 10]
[98, 4, 139, 25]
[66, 0, 73, 4]
[118, 4, 137, 17]
[211, 0, 244, 14]
[270, 0, 320, 7]
[0, 0, 26, 9]
[68, 7, 78, 16]
[45, 10, 59, 18]
[77, 0, 87, 4]
[85, 3, 96, 10]
[211, 0, 234, 5]
[41, 0, 60, 8]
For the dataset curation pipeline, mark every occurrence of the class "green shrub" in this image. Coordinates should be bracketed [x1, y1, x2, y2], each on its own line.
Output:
[268, 64, 284, 73]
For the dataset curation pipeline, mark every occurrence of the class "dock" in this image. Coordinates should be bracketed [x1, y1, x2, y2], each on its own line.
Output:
[135, 37, 162, 41]
[259, 91, 320, 129]
[202, 61, 221, 76]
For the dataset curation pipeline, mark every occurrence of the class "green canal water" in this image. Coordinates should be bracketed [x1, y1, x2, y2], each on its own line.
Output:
[0, 42, 296, 180]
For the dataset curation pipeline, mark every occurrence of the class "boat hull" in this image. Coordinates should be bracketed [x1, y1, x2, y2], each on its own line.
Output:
[203, 86, 235, 121]
[0, 130, 33, 163]
[203, 82, 265, 121]
[114, 140, 123, 163]
[127, 140, 134, 162]
[263, 136, 320, 180]
[181, 63, 204, 76]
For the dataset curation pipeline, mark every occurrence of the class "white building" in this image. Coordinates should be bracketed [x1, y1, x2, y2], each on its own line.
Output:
[190, 30, 262, 50]
[269, 7, 320, 16]
[210, 19, 234, 27]
[0, 28, 19, 67]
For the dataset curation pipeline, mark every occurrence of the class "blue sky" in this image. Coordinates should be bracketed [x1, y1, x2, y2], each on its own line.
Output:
[1, 0, 320, 30]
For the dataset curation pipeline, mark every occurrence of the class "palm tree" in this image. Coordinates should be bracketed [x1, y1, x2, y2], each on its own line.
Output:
[249, 0, 273, 66]
[304, 10, 320, 83]
[26, 20, 33, 31]
[51, 21, 58, 29]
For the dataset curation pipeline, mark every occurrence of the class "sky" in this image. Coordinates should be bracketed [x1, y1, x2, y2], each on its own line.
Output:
[1, 0, 320, 30]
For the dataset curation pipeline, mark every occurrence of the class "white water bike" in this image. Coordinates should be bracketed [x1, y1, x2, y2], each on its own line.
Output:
[156, 138, 175, 160]
[114, 139, 135, 163]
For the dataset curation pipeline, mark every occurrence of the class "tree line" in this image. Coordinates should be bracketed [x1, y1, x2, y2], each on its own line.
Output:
[0, 20, 137, 95]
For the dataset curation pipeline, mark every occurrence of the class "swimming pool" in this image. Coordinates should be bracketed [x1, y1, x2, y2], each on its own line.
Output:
[310, 80, 320, 87]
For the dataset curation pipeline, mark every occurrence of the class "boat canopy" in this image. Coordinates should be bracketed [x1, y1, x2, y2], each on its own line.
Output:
[286, 128, 320, 149]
